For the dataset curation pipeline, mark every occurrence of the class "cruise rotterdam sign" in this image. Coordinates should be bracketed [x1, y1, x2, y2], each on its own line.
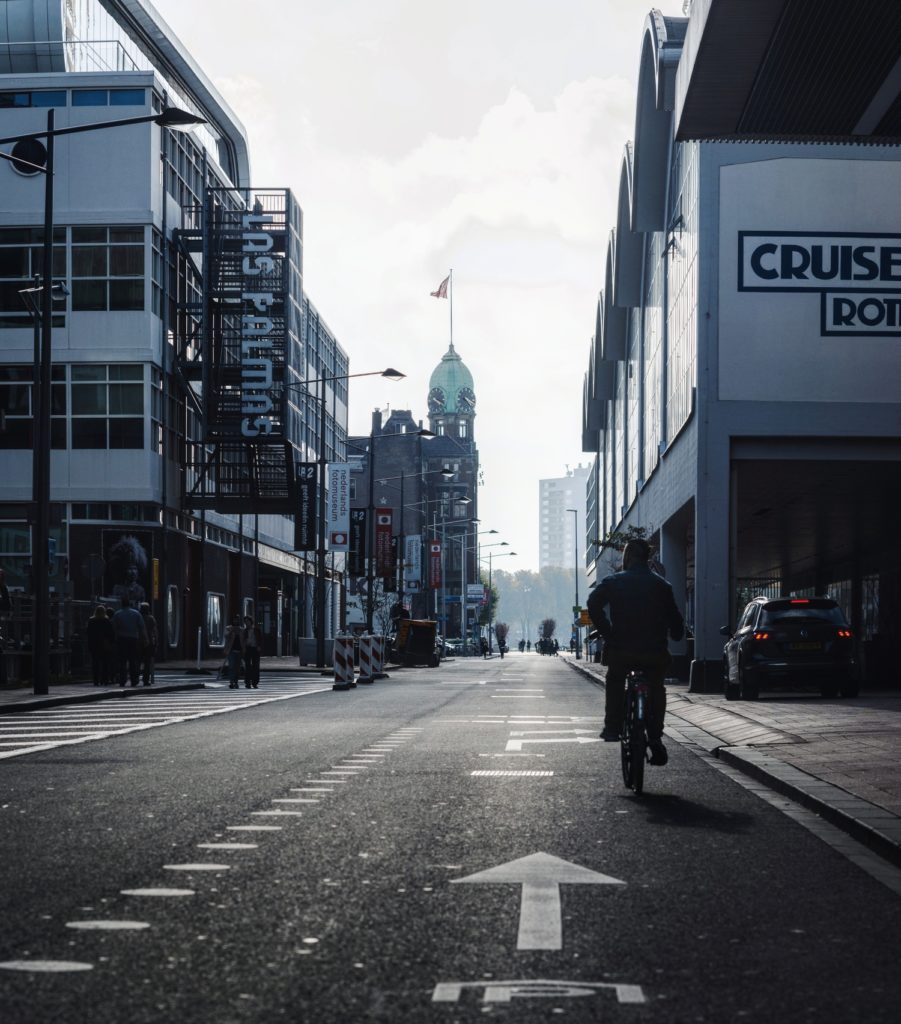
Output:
[739, 232, 901, 337]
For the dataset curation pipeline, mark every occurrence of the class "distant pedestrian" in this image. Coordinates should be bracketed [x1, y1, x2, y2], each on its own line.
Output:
[86, 605, 115, 686]
[223, 615, 244, 689]
[480, 636, 489, 659]
[526, 640, 531, 653]
[518, 639, 525, 653]
[139, 602, 158, 686]
[242, 615, 263, 689]
[111, 598, 147, 687]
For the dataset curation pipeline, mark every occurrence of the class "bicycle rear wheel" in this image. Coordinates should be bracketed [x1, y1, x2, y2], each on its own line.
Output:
[620, 684, 647, 794]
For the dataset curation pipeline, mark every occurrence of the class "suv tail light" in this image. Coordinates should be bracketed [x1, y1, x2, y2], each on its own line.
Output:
[836, 629, 853, 638]
[752, 631, 770, 641]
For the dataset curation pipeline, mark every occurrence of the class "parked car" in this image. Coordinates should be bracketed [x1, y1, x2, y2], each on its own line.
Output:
[721, 596, 859, 700]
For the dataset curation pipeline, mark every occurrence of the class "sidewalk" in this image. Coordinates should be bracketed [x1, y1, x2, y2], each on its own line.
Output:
[564, 654, 901, 868]
[0, 657, 331, 713]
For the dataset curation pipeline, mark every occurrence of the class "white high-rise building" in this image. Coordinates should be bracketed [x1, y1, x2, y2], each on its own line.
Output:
[538, 465, 590, 571]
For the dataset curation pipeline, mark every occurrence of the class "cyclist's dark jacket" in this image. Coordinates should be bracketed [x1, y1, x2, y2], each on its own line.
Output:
[587, 565, 684, 653]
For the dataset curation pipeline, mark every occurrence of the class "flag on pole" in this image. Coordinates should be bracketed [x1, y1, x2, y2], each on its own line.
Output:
[430, 275, 449, 299]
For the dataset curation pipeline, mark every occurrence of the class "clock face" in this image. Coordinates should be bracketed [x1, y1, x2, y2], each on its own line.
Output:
[457, 386, 476, 411]
[428, 386, 446, 413]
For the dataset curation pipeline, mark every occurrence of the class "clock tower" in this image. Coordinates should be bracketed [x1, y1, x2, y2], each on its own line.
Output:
[427, 341, 476, 441]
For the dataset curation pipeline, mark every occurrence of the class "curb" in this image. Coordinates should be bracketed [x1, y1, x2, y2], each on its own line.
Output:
[564, 656, 901, 869]
[715, 745, 901, 869]
[0, 682, 206, 715]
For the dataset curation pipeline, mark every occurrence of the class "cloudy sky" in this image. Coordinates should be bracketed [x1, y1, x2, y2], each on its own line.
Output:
[154, 0, 675, 569]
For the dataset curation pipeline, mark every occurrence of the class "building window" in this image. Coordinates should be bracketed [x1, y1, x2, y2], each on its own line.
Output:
[0, 227, 67, 328]
[0, 364, 66, 449]
[71, 226, 145, 311]
[166, 585, 181, 648]
[72, 88, 145, 107]
[71, 364, 144, 449]
[459, 421, 467, 438]
[436, 421, 445, 436]
[0, 90, 67, 108]
[206, 593, 225, 647]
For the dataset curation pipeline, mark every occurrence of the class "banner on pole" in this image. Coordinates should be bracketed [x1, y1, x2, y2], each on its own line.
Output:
[294, 462, 317, 551]
[429, 540, 442, 589]
[404, 534, 422, 591]
[349, 509, 367, 576]
[327, 463, 350, 550]
[376, 510, 394, 577]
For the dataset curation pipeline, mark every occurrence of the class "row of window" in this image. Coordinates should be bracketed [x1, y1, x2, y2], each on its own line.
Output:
[0, 88, 146, 108]
[0, 226, 154, 319]
[0, 363, 147, 450]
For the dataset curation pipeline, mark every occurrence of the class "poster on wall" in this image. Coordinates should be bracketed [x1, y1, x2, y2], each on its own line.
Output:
[102, 530, 154, 606]
[349, 509, 367, 576]
[429, 540, 442, 589]
[404, 534, 422, 591]
[295, 462, 317, 551]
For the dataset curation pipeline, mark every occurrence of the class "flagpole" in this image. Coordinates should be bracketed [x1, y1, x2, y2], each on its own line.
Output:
[449, 268, 454, 350]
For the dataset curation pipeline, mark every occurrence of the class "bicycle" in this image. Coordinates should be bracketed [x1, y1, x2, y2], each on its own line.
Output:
[620, 669, 652, 795]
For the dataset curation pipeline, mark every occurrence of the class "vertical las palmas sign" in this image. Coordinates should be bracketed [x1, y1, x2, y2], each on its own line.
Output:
[193, 188, 297, 513]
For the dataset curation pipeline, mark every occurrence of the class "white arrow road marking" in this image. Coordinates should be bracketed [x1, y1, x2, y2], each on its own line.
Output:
[451, 852, 625, 950]
[505, 736, 601, 752]
[509, 728, 598, 737]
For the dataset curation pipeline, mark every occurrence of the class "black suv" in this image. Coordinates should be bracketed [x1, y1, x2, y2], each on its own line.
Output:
[721, 597, 859, 700]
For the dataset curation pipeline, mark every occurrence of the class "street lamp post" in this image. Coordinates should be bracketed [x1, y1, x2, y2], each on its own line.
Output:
[0, 105, 206, 695]
[567, 508, 582, 659]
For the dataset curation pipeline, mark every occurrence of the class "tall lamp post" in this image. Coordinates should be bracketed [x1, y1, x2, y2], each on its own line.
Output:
[567, 507, 582, 659]
[284, 367, 405, 668]
[0, 105, 206, 695]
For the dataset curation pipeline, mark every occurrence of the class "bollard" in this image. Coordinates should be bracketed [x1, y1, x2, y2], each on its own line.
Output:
[196, 627, 203, 671]
[357, 635, 375, 684]
[332, 636, 356, 691]
[371, 633, 389, 680]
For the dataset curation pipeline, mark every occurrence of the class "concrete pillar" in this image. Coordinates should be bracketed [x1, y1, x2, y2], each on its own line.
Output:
[690, 445, 731, 693]
[660, 511, 688, 675]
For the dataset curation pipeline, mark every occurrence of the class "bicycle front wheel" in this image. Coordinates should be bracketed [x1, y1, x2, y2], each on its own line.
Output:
[630, 712, 646, 795]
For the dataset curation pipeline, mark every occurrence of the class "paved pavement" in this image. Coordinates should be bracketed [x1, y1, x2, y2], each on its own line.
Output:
[563, 653, 901, 868]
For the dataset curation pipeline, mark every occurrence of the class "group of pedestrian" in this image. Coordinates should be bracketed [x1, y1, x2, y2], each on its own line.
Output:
[86, 598, 157, 687]
[223, 614, 263, 689]
[536, 637, 559, 656]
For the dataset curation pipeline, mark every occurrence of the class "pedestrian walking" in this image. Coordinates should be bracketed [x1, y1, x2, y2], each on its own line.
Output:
[111, 598, 147, 687]
[526, 640, 531, 653]
[223, 615, 244, 689]
[139, 602, 158, 686]
[242, 614, 262, 689]
[86, 605, 115, 686]
[480, 636, 489, 659]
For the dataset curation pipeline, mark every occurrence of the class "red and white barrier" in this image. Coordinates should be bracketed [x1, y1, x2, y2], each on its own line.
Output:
[358, 635, 375, 684]
[371, 634, 387, 679]
[332, 636, 355, 690]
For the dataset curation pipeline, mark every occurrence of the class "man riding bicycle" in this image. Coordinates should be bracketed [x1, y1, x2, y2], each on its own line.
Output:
[587, 538, 684, 765]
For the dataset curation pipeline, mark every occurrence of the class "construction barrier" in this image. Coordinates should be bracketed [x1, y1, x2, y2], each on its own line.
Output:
[371, 634, 388, 679]
[332, 636, 356, 691]
[358, 635, 375, 684]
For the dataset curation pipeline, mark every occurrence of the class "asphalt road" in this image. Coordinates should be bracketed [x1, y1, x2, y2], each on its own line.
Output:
[1, 654, 899, 1023]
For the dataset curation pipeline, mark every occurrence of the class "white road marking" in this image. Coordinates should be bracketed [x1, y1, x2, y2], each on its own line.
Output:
[0, 960, 93, 972]
[470, 771, 555, 777]
[227, 825, 283, 832]
[65, 921, 150, 931]
[452, 853, 625, 950]
[290, 788, 333, 793]
[432, 979, 645, 1005]
[506, 736, 600, 751]
[163, 864, 230, 871]
[121, 888, 194, 897]
[509, 729, 598, 737]
[491, 695, 546, 699]
[251, 810, 304, 817]
[197, 843, 257, 850]
[273, 798, 319, 804]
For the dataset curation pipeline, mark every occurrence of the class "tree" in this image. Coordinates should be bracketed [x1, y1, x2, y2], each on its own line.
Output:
[540, 617, 556, 640]
[495, 622, 509, 648]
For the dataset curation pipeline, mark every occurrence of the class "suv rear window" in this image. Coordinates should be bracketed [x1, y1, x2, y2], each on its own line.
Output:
[761, 600, 847, 626]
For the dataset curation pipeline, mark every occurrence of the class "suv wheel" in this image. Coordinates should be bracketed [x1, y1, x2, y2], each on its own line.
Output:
[738, 661, 759, 701]
[724, 659, 740, 701]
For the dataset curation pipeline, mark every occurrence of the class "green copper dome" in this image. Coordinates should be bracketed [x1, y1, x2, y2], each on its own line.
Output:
[427, 342, 475, 416]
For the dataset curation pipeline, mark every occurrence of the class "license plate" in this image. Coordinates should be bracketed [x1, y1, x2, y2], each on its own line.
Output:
[789, 642, 821, 651]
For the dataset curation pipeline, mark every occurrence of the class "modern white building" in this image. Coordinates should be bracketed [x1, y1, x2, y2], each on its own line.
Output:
[539, 464, 589, 571]
[582, 1, 901, 688]
[0, 0, 349, 662]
